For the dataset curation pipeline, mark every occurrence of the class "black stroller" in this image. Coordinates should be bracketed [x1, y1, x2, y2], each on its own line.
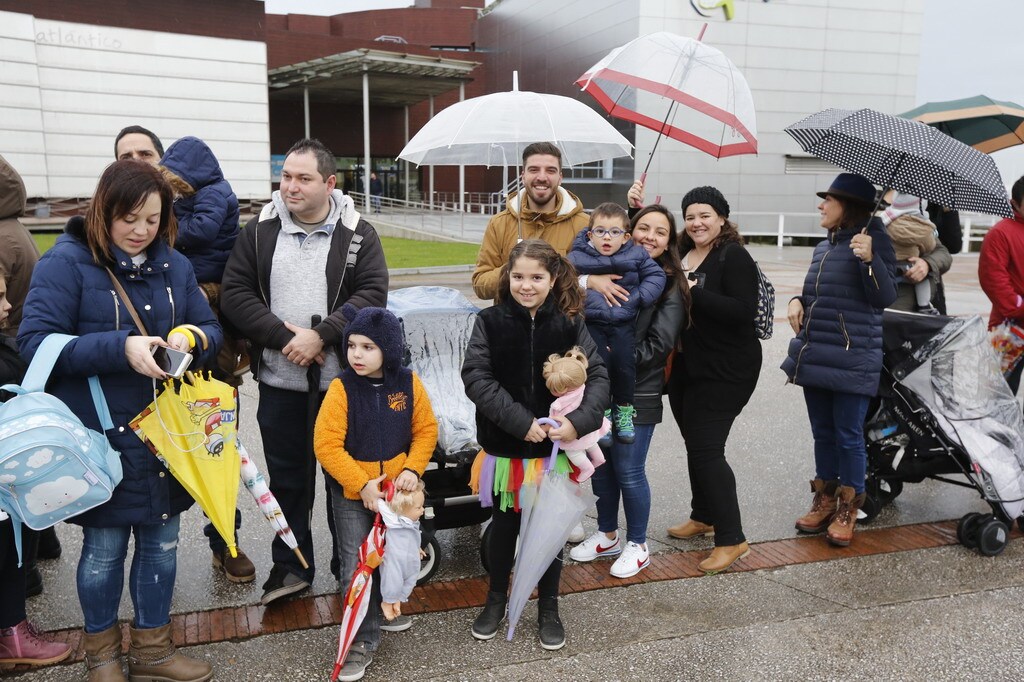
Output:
[863, 309, 1024, 556]
[387, 286, 490, 584]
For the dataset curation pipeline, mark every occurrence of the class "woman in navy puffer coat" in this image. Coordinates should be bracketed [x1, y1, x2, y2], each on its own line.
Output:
[781, 173, 897, 549]
[18, 160, 220, 680]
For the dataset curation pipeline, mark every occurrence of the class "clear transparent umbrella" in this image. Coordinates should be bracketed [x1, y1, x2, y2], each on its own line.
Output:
[506, 419, 596, 642]
[398, 71, 632, 169]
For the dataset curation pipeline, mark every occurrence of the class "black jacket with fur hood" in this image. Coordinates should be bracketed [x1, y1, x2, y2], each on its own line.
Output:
[462, 296, 609, 459]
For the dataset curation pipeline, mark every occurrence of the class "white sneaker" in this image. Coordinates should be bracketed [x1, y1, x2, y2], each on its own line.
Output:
[610, 541, 650, 578]
[567, 521, 586, 544]
[569, 531, 621, 562]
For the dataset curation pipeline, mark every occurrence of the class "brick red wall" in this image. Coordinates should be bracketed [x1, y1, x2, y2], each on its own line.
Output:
[0, 0, 265, 41]
[266, 6, 499, 195]
[329, 8, 477, 48]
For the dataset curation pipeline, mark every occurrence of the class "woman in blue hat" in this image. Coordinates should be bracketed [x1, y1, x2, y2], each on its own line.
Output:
[781, 173, 898, 547]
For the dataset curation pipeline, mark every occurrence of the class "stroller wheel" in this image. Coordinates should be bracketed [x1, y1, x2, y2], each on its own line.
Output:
[976, 518, 1010, 557]
[859, 478, 887, 524]
[479, 522, 520, 573]
[416, 535, 441, 586]
[881, 478, 903, 502]
[956, 512, 985, 549]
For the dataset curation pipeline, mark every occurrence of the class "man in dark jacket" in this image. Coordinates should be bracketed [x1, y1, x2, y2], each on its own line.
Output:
[221, 138, 389, 608]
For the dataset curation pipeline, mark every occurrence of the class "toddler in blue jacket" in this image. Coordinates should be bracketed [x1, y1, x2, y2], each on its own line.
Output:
[568, 203, 665, 444]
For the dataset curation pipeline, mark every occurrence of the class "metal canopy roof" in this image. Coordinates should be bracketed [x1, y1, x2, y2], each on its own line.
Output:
[268, 48, 479, 107]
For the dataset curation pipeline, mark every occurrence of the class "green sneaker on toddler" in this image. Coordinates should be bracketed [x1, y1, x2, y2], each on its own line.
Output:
[614, 404, 636, 444]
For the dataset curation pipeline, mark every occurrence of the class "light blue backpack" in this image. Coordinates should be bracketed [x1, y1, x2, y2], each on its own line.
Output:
[0, 334, 123, 565]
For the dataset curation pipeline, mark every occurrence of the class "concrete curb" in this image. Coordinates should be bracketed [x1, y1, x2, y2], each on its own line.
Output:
[389, 264, 475, 276]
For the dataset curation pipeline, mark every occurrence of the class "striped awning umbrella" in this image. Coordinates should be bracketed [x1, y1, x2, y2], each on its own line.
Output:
[786, 108, 1012, 218]
[900, 95, 1024, 154]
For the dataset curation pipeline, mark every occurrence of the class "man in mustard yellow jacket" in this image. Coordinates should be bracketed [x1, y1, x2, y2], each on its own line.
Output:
[471, 142, 589, 300]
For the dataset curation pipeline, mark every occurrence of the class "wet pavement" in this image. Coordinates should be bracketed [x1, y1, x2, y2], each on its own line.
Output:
[10, 246, 1024, 680]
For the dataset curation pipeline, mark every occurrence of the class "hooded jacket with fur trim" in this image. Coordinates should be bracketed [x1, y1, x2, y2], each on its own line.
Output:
[160, 136, 239, 283]
[471, 187, 589, 300]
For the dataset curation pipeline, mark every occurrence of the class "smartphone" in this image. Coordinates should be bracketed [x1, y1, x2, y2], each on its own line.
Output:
[687, 271, 706, 288]
[152, 346, 192, 378]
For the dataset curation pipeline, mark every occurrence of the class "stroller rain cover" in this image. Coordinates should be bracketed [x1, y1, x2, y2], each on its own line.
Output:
[885, 310, 1024, 520]
[387, 286, 479, 458]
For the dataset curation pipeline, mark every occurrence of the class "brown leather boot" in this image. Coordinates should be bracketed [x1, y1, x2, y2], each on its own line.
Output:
[83, 624, 126, 681]
[795, 479, 839, 534]
[212, 547, 256, 583]
[826, 486, 866, 547]
[666, 519, 714, 539]
[127, 623, 212, 682]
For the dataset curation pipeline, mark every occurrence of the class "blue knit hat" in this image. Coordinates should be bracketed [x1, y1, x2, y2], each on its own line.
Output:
[341, 303, 405, 376]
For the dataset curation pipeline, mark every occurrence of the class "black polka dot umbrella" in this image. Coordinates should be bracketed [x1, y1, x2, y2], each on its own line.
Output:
[786, 108, 1012, 217]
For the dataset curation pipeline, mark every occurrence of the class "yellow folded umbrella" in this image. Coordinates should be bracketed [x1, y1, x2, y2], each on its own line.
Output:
[130, 371, 240, 557]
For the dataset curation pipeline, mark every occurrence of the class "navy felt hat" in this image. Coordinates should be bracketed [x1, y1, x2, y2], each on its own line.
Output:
[342, 303, 405, 375]
[817, 173, 877, 207]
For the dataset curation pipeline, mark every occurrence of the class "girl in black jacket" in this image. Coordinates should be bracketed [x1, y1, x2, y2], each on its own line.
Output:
[462, 240, 609, 651]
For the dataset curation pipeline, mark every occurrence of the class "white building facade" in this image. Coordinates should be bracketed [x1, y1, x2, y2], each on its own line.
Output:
[0, 10, 271, 200]
[479, 0, 924, 235]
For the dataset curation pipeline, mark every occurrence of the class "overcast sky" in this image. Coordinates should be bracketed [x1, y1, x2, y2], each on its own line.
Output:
[265, 0, 1024, 184]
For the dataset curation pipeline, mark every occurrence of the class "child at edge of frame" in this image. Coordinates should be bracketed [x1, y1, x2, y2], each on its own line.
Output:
[462, 239, 610, 650]
[313, 303, 438, 682]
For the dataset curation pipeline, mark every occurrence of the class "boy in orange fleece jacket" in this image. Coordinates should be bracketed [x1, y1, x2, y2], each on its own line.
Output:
[313, 303, 437, 680]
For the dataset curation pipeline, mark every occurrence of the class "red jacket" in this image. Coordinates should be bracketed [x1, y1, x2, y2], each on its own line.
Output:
[979, 212, 1024, 328]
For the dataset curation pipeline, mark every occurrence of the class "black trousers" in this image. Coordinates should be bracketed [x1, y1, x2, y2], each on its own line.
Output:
[257, 382, 338, 583]
[668, 373, 748, 547]
[0, 520, 37, 627]
[486, 494, 562, 599]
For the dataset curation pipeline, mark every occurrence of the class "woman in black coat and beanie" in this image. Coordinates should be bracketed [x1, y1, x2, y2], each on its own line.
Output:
[666, 186, 762, 575]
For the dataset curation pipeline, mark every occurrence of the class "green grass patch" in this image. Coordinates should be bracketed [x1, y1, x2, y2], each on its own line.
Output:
[380, 237, 478, 269]
[31, 232, 478, 269]
[31, 232, 59, 254]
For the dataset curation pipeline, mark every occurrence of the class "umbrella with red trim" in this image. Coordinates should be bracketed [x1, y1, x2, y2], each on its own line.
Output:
[576, 28, 757, 204]
[330, 481, 394, 681]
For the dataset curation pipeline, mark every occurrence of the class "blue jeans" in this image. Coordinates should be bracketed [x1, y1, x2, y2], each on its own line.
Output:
[803, 387, 871, 493]
[590, 423, 654, 544]
[327, 478, 381, 652]
[77, 517, 181, 633]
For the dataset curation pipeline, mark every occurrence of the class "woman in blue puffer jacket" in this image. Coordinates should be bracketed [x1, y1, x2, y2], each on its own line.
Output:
[18, 160, 221, 681]
[781, 173, 898, 549]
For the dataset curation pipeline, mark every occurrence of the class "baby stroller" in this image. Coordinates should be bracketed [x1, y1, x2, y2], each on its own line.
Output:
[387, 287, 490, 583]
[863, 309, 1024, 556]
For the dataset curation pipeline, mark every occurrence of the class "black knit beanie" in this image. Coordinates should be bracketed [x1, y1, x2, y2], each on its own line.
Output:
[681, 186, 730, 218]
[341, 303, 405, 376]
